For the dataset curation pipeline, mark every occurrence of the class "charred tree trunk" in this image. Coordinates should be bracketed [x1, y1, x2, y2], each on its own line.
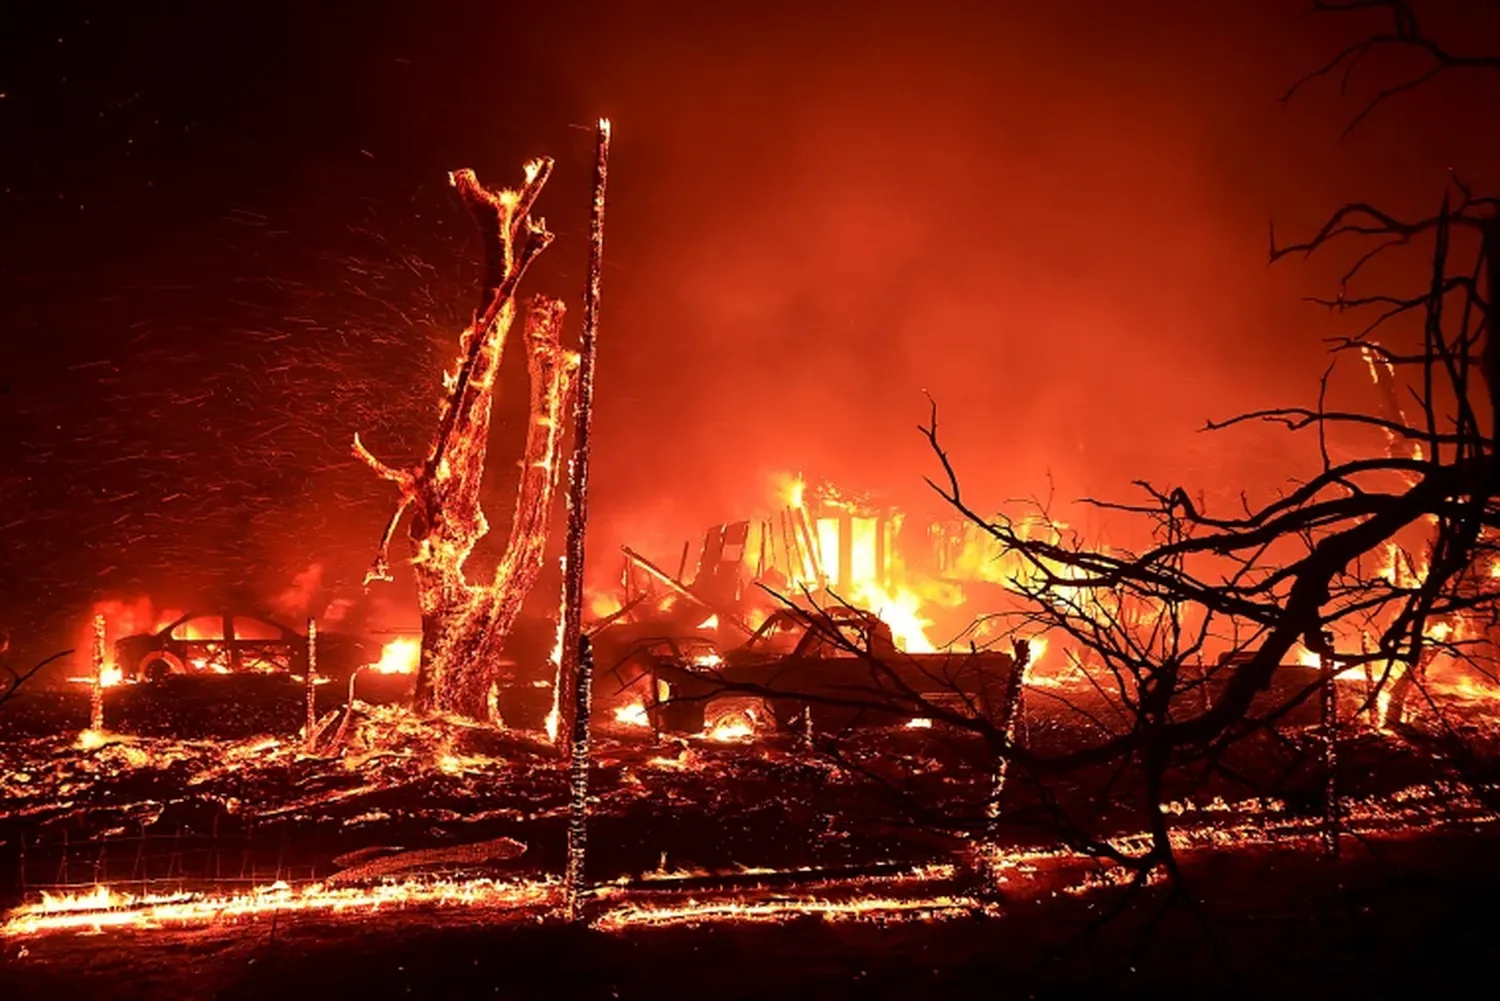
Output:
[356, 160, 578, 719]
[981, 639, 1032, 888]
[986, 638, 1033, 823]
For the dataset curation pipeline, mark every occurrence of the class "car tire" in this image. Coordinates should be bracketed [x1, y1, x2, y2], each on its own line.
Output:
[140, 651, 186, 684]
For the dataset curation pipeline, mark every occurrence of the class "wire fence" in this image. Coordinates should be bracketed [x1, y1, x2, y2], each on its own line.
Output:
[11, 819, 324, 901]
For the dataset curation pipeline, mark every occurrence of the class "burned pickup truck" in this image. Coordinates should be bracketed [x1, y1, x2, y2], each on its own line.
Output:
[616, 606, 1017, 735]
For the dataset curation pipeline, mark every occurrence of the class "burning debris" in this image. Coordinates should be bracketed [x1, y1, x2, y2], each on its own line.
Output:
[9, 13, 1500, 991]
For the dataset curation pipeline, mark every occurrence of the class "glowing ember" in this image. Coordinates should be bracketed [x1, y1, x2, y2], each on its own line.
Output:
[369, 637, 421, 675]
[592, 894, 989, 930]
[0, 877, 557, 937]
[906, 717, 933, 729]
[697, 614, 719, 629]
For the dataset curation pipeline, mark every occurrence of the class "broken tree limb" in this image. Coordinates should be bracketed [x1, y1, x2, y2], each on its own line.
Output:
[328, 835, 527, 885]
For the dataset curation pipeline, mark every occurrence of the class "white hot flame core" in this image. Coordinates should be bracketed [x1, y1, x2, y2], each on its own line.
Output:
[370, 637, 421, 675]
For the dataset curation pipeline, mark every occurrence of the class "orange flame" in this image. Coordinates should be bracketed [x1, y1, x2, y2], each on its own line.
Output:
[613, 701, 651, 728]
[369, 637, 420, 675]
[0, 878, 556, 937]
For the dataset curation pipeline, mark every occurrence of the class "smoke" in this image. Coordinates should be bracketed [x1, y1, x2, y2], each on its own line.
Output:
[269, 562, 327, 623]
[6, 2, 1500, 664]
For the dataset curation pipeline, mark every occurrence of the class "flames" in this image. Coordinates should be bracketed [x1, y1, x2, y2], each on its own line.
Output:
[614, 701, 651, 727]
[369, 636, 421, 675]
[7, 777, 1480, 940]
[704, 700, 761, 742]
[758, 474, 944, 652]
[609, 697, 760, 741]
[0, 877, 557, 937]
[746, 475, 1082, 655]
[591, 893, 988, 930]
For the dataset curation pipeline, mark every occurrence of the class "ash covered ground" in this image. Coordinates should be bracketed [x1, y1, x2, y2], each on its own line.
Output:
[0, 681, 1494, 888]
[0, 676, 1498, 998]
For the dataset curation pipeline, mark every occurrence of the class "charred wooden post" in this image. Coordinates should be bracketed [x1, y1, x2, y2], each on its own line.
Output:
[987, 638, 1032, 821]
[304, 619, 318, 753]
[556, 119, 611, 752]
[1320, 643, 1340, 858]
[564, 634, 596, 922]
[89, 613, 106, 732]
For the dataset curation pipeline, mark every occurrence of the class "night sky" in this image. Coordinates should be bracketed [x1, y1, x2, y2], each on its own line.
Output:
[3, 1, 1499, 667]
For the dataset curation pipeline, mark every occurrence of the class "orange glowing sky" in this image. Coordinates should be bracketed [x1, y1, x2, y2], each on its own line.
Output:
[3, 0, 1500, 657]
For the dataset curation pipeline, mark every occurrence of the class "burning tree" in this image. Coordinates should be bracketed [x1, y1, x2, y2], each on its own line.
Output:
[355, 159, 578, 719]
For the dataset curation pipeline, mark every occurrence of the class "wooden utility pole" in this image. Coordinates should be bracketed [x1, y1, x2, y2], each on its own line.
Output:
[89, 613, 106, 733]
[304, 619, 318, 753]
[561, 118, 611, 922]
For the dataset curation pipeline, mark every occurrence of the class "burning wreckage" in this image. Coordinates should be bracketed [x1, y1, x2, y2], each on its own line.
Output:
[588, 481, 1025, 739]
[5, 114, 1500, 965]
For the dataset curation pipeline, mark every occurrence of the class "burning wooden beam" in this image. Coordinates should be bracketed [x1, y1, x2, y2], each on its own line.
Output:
[620, 546, 755, 635]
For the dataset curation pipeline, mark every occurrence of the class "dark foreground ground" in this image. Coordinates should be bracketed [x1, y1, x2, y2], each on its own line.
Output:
[2, 825, 1498, 1000]
[2, 678, 1498, 999]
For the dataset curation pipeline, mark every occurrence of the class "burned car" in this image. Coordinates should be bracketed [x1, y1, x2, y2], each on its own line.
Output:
[114, 612, 376, 684]
[618, 606, 1017, 735]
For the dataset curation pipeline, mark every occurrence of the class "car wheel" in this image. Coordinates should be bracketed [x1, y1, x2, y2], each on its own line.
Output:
[140, 651, 186, 683]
